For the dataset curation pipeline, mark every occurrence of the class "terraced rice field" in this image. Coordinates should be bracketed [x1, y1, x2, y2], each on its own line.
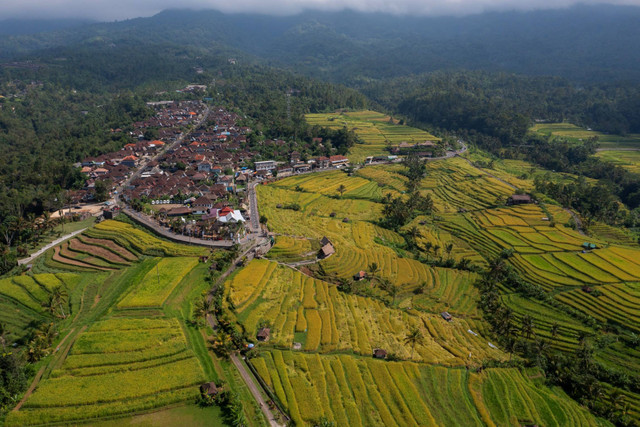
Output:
[595, 150, 640, 174]
[0, 273, 79, 341]
[118, 257, 199, 308]
[265, 236, 317, 262]
[501, 293, 592, 351]
[85, 220, 207, 257]
[531, 122, 640, 149]
[227, 260, 501, 363]
[555, 282, 640, 332]
[251, 351, 605, 427]
[422, 158, 516, 213]
[306, 111, 440, 163]
[6, 318, 206, 426]
[470, 368, 607, 426]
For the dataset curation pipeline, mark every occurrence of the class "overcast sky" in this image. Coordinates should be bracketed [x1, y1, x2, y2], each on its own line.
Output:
[1, 0, 639, 21]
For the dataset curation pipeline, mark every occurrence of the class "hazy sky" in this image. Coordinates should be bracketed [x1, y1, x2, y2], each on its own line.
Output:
[1, 0, 639, 21]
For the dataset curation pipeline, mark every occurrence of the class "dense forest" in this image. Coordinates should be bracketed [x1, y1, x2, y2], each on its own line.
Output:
[2, 5, 640, 83]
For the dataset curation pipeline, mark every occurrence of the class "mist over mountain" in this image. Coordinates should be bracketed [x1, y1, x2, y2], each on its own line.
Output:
[0, 19, 94, 36]
[1, 4, 640, 83]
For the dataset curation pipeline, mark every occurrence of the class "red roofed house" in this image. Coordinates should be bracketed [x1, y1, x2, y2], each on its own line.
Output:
[121, 155, 138, 168]
[329, 155, 349, 167]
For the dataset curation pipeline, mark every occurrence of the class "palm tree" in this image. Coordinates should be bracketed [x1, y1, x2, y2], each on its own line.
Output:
[521, 315, 535, 340]
[445, 242, 454, 259]
[433, 244, 441, 259]
[193, 295, 213, 326]
[404, 327, 424, 359]
[407, 226, 421, 249]
[336, 184, 347, 198]
[51, 285, 68, 318]
[388, 283, 400, 306]
[550, 322, 560, 338]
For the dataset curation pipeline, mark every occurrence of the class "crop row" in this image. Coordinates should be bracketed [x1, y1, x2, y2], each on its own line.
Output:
[229, 260, 503, 363]
[86, 220, 207, 257]
[118, 257, 198, 308]
[9, 317, 206, 425]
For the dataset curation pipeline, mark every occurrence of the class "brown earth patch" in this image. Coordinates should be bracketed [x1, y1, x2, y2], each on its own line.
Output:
[69, 238, 129, 264]
[78, 235, 137, 261]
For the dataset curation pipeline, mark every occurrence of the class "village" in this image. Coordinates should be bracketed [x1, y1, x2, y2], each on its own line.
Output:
[72, 94, 352, 242]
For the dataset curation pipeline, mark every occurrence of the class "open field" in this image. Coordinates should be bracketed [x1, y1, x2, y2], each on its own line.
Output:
[306, 110, 440, 163]
[227, 260, 501, 363]
[118, 257, 199, 308]
[251, 350, 606, 427]
[5, 317, 207, 426]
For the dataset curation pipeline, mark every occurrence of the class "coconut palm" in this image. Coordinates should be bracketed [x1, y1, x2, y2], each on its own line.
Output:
[404, 327, 424, 359]
[193, 295, 213, 326]
[51, 285, 68, 318]
[336, 184, 347, 198]
[521, 315, 535, 340]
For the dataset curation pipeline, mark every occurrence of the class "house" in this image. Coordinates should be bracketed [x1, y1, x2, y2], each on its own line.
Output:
[441, 312, 452, 321]
[373, 348, 388, 359]
[329, 155, 349, 168]
[320, 236, 332, 246]
[507, 194, 532, 205]
[315, 156, 331, 169]
[257, 327, 270, 342]
[255, 160, 277, 171]
[200, 381, 219, 397]
[290, 151, 301, 164]
[120, 155, 138, 168]
[218, 209, 245, 223]
[192, 196, 214, 215]
[354, 270, 367, 281]
[235, 173, 248, 185]
[277, 166, 293, 177]
[293, 163, 311, 173]
[319, 243, 335, 259]
[167, 207, 192, 217]
[198, 161, 212, 172]
[103, 207, 120, 219]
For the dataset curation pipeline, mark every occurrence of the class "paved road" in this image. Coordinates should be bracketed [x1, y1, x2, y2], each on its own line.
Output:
[247, 182, 261, 234]
[123, 208, 234, 248]
[230, 353, 283, 427]
[18, 228, 88, 265]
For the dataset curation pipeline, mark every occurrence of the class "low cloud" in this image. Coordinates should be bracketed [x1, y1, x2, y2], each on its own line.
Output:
[1, 0, 639, 21]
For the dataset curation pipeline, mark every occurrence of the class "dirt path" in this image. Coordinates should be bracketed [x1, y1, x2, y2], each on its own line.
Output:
[12, 365, 46, 412]
[564, 208, 587, 236]
[230, 353, 284, 427]
[12, 324, 83, 413]
[18, 228, 87, 265]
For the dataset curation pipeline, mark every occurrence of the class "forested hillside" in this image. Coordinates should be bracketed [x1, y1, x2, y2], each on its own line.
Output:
[2, 5, 640, 82]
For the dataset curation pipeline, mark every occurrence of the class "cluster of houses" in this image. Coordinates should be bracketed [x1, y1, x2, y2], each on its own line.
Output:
[72, 95, 360, 240]
[258, 154, 350, 179]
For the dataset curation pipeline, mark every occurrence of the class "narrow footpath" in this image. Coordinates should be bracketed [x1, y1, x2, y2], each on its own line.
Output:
[230, 353, 284, 427]
[18, 228, 87, 266]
